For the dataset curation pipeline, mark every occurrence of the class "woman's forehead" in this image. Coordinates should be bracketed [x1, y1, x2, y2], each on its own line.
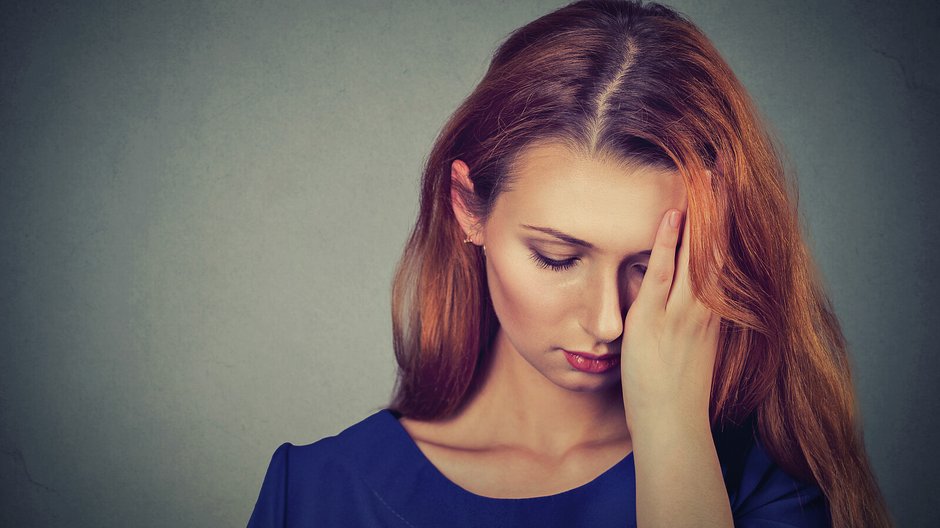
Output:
[501, 142, 686, 213]
[493, 142, 687, 253]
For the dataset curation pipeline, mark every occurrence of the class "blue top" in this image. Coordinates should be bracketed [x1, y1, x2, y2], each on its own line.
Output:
[247, 408, 830, 527]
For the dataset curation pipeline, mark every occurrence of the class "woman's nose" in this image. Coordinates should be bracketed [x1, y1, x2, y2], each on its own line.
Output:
[580, 268, 628, 344]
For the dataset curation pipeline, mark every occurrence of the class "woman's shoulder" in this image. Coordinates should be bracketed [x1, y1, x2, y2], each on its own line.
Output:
[247, 408, 409, 527]
[715, 421, 831, 525]
[263, 407, 397, 472]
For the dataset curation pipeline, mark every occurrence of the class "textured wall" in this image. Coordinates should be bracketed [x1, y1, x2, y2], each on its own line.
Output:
[1, 0, 937, 526]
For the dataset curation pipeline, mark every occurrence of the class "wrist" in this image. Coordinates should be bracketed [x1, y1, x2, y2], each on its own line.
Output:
[625, 404, 712, 441]
[625, 396, 710, 422]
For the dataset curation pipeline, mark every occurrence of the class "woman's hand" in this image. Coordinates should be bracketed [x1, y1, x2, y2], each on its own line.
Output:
[621, 208, 731, 528]
[620, 208, 721, 427]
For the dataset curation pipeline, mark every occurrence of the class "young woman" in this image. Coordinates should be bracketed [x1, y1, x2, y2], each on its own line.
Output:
[247, 1, 892, 526]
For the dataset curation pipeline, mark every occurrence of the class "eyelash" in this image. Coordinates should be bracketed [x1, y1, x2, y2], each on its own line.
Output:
[529, 251, 578, 271]
[528, 251, 648, 276]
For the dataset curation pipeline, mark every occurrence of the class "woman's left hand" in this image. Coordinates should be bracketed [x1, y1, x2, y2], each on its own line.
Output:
[619, 209, 722, 426]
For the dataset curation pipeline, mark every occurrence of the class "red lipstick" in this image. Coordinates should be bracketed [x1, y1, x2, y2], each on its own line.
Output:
[563, 350, 620, 374]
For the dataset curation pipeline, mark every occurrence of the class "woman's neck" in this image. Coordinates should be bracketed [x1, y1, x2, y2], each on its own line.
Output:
[442, 330, 630, 458]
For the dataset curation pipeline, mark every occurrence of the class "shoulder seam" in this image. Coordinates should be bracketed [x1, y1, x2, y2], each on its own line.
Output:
[359, 472, 419, 528]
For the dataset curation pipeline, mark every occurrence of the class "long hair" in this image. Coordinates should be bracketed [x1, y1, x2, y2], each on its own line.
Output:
[387, 1, 891, 525]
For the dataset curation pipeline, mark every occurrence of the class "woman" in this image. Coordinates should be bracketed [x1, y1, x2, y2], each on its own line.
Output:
[247, 1, 892, 526]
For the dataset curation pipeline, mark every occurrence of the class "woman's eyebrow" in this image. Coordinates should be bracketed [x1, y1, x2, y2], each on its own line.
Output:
[519, 224, 652, 256]
[519, 224, 653, 256]
[521, 224, 594, 248]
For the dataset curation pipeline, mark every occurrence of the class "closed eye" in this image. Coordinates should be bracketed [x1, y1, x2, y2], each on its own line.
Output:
[529, 250, 649, 276]
[529, 251, 578, 272]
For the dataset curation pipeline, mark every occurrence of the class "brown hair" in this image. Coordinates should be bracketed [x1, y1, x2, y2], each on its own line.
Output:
[387, 1, 891, 525]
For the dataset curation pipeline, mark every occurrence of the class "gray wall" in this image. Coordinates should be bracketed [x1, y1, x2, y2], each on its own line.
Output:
[1, 0, 936, 526]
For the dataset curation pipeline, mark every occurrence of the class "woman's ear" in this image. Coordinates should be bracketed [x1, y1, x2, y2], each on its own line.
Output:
[451, 159, 483, 246]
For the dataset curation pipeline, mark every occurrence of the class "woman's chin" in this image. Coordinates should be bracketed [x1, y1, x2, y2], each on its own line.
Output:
[552, 371, 622, 393]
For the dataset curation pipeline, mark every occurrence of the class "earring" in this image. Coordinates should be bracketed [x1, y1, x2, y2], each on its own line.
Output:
[463, 235, 473, 244]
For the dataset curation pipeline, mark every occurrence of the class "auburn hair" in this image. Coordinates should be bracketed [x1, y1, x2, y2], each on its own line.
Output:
[386, 1, 892, 526]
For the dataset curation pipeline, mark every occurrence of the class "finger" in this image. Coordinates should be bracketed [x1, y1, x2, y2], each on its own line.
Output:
[667, 206, 692, 310]
[668, 209, 717, 326]
[632, 209, 682, 320]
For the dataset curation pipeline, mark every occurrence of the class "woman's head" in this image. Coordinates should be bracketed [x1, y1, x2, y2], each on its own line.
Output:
[451, 140, 687, 394]
[391, 0, 773, 422]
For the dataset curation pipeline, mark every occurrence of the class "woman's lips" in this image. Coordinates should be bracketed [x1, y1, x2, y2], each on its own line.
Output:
[563, 350, 621, 374]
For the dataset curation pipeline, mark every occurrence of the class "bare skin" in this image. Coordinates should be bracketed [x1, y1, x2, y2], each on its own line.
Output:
[399, 332, 632, 498]
[400, 142, 732, 526]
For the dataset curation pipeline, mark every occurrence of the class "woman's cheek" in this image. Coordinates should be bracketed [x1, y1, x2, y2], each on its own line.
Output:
[487, 248, 645, 340]
[487, 248, 562, 336]
[486, 247, 529, 329]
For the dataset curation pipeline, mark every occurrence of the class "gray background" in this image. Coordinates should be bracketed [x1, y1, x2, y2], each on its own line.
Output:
[1, 0, 937, 526]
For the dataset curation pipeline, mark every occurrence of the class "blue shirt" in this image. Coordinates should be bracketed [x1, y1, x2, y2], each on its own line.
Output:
[247, 408, 830, 527]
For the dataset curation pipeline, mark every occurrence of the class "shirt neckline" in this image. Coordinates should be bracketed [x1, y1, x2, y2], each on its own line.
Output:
[377, 408, 635, 503]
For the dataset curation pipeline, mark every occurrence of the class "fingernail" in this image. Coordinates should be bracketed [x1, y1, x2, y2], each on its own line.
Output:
[669, 210, 680, 228]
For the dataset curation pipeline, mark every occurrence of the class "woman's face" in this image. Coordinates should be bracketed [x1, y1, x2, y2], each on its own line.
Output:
[479, 142, 688, 393]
